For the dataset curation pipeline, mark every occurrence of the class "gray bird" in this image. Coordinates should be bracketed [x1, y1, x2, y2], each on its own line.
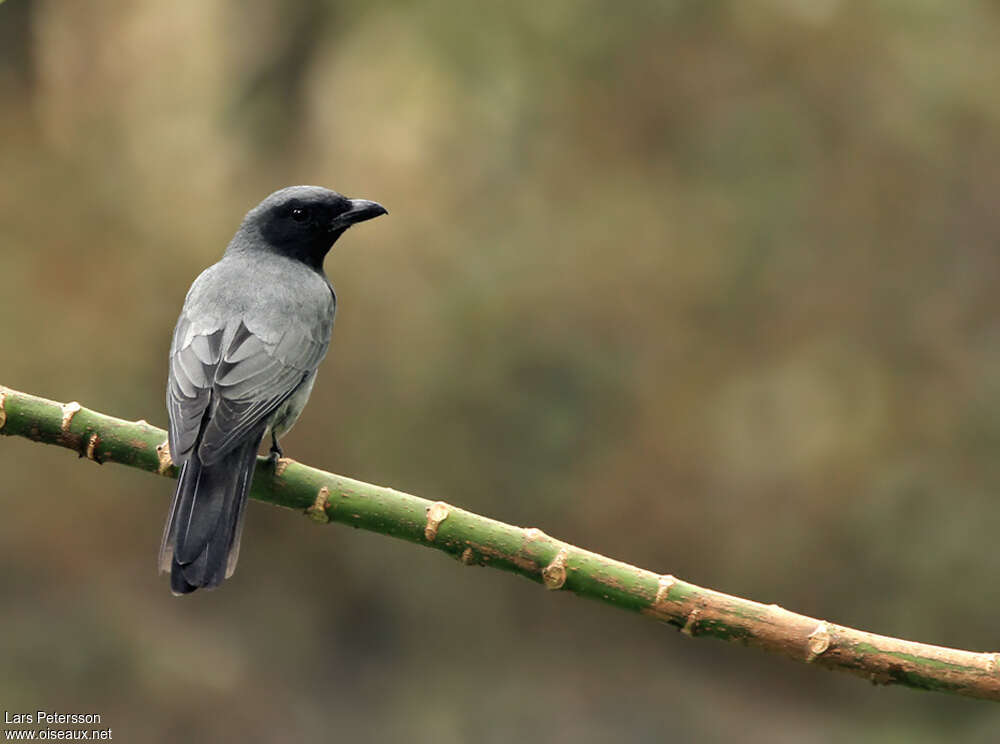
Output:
[159, 185, 386, 594]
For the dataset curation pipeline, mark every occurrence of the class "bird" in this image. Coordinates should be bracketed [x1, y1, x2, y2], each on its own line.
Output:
[159, 185, 387, 594]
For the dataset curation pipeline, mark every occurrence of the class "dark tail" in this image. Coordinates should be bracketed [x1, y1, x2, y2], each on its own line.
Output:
[158, 430, 264, 594]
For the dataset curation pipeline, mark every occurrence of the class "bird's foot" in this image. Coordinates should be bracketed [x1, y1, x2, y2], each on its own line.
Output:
[268, 438, 289, 474]
[270, 435, 284, 460]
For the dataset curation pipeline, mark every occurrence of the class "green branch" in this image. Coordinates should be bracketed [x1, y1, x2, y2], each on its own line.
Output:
[2, 383, 999, 701]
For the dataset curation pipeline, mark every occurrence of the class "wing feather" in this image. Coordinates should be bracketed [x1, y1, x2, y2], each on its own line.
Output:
[167, 300, 332, 467]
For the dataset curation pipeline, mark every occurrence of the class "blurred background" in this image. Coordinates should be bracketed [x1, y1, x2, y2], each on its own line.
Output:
[2, 0, 1000, 740]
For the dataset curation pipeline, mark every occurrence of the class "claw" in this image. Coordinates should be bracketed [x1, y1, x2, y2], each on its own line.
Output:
[268, 434, 285, 471]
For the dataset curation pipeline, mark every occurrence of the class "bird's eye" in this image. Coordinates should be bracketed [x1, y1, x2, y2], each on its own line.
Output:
[290, 207, 310, 222]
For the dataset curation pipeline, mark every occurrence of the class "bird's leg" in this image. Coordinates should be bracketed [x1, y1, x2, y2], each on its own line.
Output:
[268, 433, 284, 469]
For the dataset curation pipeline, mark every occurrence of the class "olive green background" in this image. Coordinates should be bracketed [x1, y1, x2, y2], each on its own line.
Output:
[2, 1, 1000, 741]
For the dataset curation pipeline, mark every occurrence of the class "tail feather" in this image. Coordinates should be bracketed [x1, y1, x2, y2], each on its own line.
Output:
[159, 427, 265, 594]
[224, 444, 256, 576]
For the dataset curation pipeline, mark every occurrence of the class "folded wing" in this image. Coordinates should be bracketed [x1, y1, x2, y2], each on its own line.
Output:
[166, 309, 330, 466]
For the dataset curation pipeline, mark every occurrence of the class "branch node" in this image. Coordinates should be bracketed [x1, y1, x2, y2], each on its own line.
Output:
[424, 501, 451, 541]
[986, 653, 1000, 674]
[155, 440, 173, 475]
[541, 547, 569, 590]
[85, 433, 101, 463]
[306, 486, 331, 523]
[60, 401, 81, 433]
[806, 621, 833, 662]
[274, 457, 292, 476]
[0, 388, 7, 431]
[524, 527, 546, 540]
[681, 608, 701, 637]
[654, 574, 677, 607]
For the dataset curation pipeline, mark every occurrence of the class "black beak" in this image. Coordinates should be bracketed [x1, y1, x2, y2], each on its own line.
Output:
[330, 199, 388, 231]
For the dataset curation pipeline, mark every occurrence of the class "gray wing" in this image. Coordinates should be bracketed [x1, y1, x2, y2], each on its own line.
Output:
[167, 308, 332, 467]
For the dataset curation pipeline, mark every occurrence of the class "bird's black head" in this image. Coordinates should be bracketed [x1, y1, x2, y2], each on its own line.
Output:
[240, 185, 387, 270]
